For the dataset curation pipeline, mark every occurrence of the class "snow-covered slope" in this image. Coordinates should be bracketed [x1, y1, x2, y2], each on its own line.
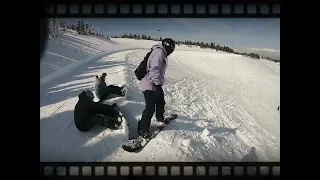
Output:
[40, 32, 128, 81]
[40, 35, 280, 162]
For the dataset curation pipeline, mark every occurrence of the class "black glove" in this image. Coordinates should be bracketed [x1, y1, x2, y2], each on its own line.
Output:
[154, 84, 164, 97]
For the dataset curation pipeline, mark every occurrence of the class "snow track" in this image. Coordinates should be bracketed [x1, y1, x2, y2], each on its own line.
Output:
[108, 49, 279, 162]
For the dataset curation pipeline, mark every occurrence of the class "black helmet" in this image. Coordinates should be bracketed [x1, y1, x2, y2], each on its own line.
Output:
[162, 38, 175, 56]
[100, 73, 107, 79]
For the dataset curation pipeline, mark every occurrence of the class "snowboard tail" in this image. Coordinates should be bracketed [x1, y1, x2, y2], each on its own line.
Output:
[122, 113, 178, 153]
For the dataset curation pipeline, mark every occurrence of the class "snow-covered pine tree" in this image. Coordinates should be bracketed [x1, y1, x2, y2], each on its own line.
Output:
[76, 19, 81, 34]
[84, 21, 89, 35]
[88, 26, 95, 35]
[80, 19, 85, 35]
[48, 18, 54, 38]
[48, 18, 62, 38]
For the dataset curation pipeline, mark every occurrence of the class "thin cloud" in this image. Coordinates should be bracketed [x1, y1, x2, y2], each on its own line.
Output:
[250, 48, 280, 52]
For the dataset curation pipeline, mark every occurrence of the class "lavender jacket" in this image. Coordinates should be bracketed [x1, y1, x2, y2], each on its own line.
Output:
[140, 44, 168, 92]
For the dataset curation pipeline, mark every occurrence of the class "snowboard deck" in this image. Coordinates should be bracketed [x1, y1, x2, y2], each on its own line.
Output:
[122, 113, 178, 153]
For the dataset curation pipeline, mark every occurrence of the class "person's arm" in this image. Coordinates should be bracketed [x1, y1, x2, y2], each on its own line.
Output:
[148, 48, 166, 86]
[90, 102, 115, 116]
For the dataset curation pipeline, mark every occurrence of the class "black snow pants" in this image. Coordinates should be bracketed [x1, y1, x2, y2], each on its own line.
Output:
[138, 87, 165, 133]
[100, 85, 123, 101]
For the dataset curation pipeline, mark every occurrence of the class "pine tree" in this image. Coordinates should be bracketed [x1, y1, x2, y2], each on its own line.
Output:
[216, 44, 220, 51]
[76, 19, 81, 34]
[200, 42, 205, 48]
[80, 19, 86, 35]
[85, 23, 89, 35]
[210, 42, 214, 49]
[48, 18, 62, 38]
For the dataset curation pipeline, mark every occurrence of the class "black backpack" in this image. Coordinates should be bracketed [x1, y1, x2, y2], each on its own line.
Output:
[134, 48, 156, 80]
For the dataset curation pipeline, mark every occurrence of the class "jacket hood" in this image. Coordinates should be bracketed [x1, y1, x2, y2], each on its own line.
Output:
[78, 91, 87, 100]
[78, 90, 94, 101]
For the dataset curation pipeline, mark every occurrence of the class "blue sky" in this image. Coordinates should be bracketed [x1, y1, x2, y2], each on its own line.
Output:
[62, 18, 280, 51]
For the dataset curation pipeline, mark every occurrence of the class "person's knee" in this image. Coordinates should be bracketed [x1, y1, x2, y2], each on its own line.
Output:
[145, 105, 155, 113]
[78, 128, 89, 132]
[76, 124, 91, 132]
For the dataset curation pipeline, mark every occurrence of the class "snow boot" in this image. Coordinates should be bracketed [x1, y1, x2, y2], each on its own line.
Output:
[156, 114, 178, 124]
[110, 103, 123, 129]
[120, 85, 126, 97]
[157, 117, 171, 124]
[156, 117, 165, 122]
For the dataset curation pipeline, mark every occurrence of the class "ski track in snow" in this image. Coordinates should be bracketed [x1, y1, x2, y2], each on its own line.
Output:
[40, 34, 280, 162]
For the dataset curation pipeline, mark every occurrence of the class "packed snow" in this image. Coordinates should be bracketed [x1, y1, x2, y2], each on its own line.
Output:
[40, 31, 280, 162]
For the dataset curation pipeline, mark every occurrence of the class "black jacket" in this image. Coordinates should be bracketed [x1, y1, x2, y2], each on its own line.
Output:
[74, 91, 116, 131]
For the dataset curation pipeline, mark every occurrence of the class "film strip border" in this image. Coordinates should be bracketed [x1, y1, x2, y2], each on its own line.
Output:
[42, 4, 280, 18]
[40, 162, 280, 177]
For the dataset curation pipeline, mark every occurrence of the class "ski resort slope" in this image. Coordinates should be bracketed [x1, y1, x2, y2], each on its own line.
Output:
[40, 33, 280, 162]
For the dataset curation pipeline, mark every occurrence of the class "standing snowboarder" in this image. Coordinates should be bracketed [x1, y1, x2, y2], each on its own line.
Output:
[138, 38, 176, 138]
[95, 73, 126, 102]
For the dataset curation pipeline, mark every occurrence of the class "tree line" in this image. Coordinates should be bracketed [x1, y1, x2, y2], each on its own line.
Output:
[112, 33, 264, 60]
[114, 33, 279, 62]
[48, 18, 278, 62]
[48, 18, 110, 40]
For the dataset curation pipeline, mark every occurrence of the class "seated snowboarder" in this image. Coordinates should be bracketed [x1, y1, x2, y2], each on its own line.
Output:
[74, 90, 122, 132]
[95, 73, 126, 102]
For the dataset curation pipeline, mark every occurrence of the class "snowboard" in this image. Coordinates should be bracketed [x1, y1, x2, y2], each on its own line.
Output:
[122, 113, 178, 153]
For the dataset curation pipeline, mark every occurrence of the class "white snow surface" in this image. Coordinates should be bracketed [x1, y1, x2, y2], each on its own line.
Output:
[40, 34, 280, 162]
